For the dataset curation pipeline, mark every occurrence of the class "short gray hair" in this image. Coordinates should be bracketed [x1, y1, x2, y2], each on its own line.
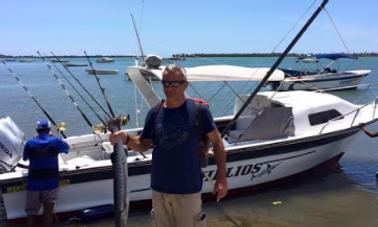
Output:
[163, 64, 187, 80]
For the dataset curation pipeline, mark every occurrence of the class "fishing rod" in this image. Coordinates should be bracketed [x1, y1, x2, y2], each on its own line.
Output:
[131, 13, 145, 63]
[51, 52, 112, 119]
[84, 51, 116, 118]
[1, 60, 67, 138]
[221, 0, 329, 137]
[36, 52, 94, 130]
[39, 53, 107, 126]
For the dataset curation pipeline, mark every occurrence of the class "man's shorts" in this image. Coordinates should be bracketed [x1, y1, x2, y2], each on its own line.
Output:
[25, 188, 59, 215]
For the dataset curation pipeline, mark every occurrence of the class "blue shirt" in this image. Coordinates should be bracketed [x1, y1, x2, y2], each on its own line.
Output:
[141, 99, 215, 194]
[23, 133, 69, 191]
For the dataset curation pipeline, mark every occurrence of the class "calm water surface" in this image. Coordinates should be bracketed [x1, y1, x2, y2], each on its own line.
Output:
[1, 56, 378, 226]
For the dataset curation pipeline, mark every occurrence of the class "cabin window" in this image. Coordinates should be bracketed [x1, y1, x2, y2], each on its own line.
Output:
[308, 109, 343, 126]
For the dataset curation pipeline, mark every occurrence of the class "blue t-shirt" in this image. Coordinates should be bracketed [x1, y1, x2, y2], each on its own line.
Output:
[23, 133, 69, 191]
[141, 99, 215, 194]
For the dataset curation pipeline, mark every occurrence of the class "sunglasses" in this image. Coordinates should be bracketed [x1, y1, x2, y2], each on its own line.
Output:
[161, 80, 186, 88]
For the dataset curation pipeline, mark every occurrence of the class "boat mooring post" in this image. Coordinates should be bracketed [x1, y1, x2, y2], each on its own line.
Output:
[107, 116, 129, 227]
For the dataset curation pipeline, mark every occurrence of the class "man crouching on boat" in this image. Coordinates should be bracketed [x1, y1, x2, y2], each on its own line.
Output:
[23, 119, 69, 227]
[110, 64, 228, 227]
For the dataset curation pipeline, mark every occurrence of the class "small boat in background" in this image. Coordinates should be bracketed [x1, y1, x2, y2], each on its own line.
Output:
[296, 56, 319, 63]
[96, 57, 114, 63]
[86, 68, 119, 75]
[4, 59, 17, 62]
[18, 59, 33, 63]
[271, 53, 371, 91]
[63, 63, 88, 67]
[52, 59, 69, 63]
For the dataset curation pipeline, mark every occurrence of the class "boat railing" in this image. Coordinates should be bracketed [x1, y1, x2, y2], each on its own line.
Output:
[319, 97, 378, 135]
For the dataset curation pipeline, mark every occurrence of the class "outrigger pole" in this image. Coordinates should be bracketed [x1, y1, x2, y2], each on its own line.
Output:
[84, 51, 116, 118]
[130, 13, 145, 62]
[51, 52, 112, 119]
[221, 0, 329, 137]
[39, 53, 107, 126]
[37, 52, 94, 130]
[1, 60, 67, 138]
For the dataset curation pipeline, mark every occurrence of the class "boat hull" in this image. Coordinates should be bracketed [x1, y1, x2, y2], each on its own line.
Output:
[0, 127, 359, 220]
[278, 70, 370, 91]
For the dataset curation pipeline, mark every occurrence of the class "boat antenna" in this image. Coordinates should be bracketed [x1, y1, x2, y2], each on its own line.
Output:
[39, 53, 107, 126]
[84, 51, 116, 118]
[1, 60, 67, 138]
[50, 52, 112, 119]
[221, 0, 329, 138]
[131, 13, 145, 63]
[37, 52, 95, 130]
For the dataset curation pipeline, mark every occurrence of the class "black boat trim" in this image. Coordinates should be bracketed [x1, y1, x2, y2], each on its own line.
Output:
[0, 126, 360, 193]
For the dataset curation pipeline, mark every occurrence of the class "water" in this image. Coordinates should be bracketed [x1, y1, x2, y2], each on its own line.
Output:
[1, 56, 378, 226]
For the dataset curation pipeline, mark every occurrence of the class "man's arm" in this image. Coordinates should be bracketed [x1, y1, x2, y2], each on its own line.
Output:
[109, 131, 153, 152]
[361, 126, 378, 138]
[207, 129, 228, 202]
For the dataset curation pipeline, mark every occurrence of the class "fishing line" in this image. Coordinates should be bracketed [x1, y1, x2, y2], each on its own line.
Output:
[84, 51, 116, 118]
[323, 8, 352, 54]
[37, 52, 94, 130]
[217, 0, 322, 117]
[39, 53, 107, 125]
[1, 60, 67, 138]
[221, 0, 330, 137]
[51, 52, 112, 119]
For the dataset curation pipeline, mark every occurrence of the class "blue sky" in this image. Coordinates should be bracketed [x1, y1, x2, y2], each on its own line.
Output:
[1, 0, 377, 56]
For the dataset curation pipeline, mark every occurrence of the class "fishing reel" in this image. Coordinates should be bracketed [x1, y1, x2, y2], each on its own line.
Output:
[57, 122, 67, 132]
[106, 115, 130, 133]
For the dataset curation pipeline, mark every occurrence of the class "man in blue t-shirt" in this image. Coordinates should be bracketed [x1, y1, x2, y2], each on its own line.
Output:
[23, 119, 69, 227]
[110, 64, 228, 227]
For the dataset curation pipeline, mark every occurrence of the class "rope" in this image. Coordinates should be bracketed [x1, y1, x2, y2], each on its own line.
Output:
[324, 8, 352, 54]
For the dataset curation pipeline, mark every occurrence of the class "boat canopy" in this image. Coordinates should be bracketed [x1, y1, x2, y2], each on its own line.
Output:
[150, 65, 285, 82]
[313, 53, 357, 60]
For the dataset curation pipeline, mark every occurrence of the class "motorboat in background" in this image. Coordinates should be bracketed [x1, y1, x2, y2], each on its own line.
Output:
[96, 57, 114, 63]
[271, 53, 371, 91]
[52, 59, 69, 63]
[18, 59, 33, 63]
[296, 55, 319, 63]
[86, 68, 119, 75]
[63, 63, 88, 67]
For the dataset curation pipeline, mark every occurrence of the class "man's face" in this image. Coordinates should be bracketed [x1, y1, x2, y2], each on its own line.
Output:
[162, 69, 188, 99]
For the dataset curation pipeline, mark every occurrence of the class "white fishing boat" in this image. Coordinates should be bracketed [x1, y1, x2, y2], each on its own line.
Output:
[86, 68, 119, 75]
[96, 57, 114, 63]
[1, 62, 378, 221]
[272, 54, 371, 91]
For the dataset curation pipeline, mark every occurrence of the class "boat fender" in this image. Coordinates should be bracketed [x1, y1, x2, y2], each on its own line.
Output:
[73, 204, 114, 222]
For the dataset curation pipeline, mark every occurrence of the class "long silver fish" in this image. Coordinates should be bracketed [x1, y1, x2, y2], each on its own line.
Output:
[108, 117, 129, 227]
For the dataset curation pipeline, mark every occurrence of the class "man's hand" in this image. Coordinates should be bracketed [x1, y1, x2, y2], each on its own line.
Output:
[109, 131, 128, 145]
[213, 176, 228, 202]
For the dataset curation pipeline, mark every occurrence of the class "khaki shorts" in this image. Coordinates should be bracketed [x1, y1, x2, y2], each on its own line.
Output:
[25, 188, 59, 215]
[151, 190, 207, 227]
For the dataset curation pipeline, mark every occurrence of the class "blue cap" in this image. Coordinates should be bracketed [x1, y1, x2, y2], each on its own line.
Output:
[36, 119, 51, 130]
